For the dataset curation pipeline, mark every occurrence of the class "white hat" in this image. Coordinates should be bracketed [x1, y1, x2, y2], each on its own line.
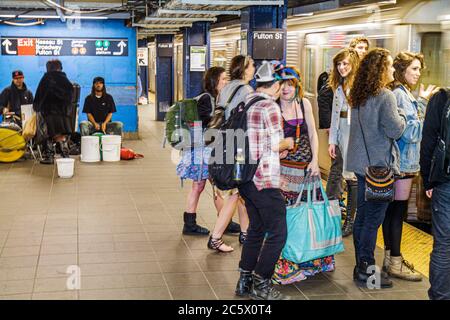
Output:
[255, 61, 276, 82]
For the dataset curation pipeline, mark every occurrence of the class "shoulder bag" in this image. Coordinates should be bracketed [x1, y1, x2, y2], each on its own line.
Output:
[358, 107, 395, 202]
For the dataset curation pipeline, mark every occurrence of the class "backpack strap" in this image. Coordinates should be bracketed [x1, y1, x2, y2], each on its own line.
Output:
[225, 84, 245, 108]
[194, 92, 216, 117]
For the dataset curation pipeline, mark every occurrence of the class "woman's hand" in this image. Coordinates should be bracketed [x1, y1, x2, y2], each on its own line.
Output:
[419, 84, 437, 100]
[307, 161, 320, 176]
[426, 189, 433, 199]
[280, 150, 288, 159]
[328, 144, 336, 159]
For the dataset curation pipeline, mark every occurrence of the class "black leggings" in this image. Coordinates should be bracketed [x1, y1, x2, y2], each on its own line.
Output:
[382, 200, 408, 257]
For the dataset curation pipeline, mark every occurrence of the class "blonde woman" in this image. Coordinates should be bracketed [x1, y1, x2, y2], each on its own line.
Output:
[328, 48, 360, 237]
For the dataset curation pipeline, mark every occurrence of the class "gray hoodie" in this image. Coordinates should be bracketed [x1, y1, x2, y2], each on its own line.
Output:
[217, 79, 254, 120]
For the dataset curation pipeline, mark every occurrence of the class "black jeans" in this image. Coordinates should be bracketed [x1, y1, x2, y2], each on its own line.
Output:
[326, 145, 344, 200]
[353, 175, 390, 265]
[238, 182, 287, 279]
[429, 181, 450, 300]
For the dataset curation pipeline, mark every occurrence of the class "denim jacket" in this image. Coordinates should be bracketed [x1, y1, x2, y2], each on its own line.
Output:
[329, 85, 351, 146]
[393, 85, 428, 173]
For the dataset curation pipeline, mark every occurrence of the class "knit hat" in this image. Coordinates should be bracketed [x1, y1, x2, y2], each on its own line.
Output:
[93, 76, 105, 84]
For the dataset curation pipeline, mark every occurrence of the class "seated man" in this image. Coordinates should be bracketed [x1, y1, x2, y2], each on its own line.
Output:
[0, 70, 33, 126]
[80, 77, 123, 136]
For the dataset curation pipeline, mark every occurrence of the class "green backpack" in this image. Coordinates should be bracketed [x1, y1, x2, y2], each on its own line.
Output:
[163, 93, 212, 149]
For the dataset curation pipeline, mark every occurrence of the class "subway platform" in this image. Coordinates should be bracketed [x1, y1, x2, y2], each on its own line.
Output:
[0, 102, 431, 300]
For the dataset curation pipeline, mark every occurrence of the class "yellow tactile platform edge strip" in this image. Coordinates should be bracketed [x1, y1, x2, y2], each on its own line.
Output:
[376, 223, 433, 278]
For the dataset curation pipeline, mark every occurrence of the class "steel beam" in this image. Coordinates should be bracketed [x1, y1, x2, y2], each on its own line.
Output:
[180, 0, 284, 5]
[156, 8, 241, 16]
[144, 16, 217, 22]
[133, 23, 193, 28]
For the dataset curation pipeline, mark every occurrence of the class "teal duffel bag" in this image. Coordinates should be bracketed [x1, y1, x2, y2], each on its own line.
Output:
[281, 176, 345, 264]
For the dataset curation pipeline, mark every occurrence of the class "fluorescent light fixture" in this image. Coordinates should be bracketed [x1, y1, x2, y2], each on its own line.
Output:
[378, 0, 396, 4]
[293, 12, 314, 17]
[212, 26, 227, 31]
[438, 14, 450, 21]
[0, 14, 108, 19]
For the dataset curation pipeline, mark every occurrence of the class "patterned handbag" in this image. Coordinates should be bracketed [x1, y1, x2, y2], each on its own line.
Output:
[280, 159, 308, 192]
[358, 107, 395, 202]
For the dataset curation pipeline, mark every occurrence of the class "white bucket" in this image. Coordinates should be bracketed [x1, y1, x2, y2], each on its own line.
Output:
[81, 136, 100, 162]
[101, 135, 121, 162]
[56, 158, 75, 178]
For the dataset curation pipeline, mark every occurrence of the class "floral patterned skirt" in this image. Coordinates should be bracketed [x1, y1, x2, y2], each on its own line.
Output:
[176, 146, 211, 181]
[273, 256, 335, 285]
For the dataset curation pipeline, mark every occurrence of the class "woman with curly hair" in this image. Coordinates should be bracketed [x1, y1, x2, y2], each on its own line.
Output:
[382, 52, 436, 282]
[346, 48, 406, 289]
[328, 48, 360, 237]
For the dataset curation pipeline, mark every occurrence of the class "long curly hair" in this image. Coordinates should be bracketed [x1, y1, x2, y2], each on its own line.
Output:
[328, 48, 360, 92]
[391, 51, 425, 90]
[349, 48, 392, 108]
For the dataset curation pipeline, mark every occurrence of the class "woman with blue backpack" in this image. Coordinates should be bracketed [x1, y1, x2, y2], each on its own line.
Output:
[178, 67, 228, 236]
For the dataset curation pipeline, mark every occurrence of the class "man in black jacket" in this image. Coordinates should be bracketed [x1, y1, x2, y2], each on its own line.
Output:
[0, 70, 33, 125]
[420, 88, 450, 300]
[80, 77, 123, 136]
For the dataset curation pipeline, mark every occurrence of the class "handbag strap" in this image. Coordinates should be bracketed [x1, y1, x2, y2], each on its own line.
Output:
[357, 106, 393, 168]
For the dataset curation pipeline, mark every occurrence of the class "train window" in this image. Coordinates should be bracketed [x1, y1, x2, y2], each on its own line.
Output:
[305, 47, 316, 94]
[421, 32, 443, 87]
[322, 47, 341, 72]
[212, 50, 227, 68]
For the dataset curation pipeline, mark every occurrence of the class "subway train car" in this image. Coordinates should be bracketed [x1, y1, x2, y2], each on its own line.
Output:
[288, 0, 449, 224]
[206, 0, 449, 225]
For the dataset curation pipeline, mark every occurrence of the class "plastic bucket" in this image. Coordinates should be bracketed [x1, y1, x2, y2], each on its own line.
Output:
[56, 158, 75, 178]
[101, 135, 121, 162]
[81, 136, 100, 162]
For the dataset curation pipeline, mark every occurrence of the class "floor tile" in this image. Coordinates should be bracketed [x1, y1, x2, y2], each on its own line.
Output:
[169, 285, 217, 300]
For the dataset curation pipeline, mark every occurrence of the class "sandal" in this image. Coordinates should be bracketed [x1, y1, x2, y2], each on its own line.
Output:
[207, 236, 234, 252]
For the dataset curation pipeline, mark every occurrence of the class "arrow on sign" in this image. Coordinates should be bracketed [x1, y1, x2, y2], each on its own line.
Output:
[113, 41, 126, 56]
[2, 39, 17, 54]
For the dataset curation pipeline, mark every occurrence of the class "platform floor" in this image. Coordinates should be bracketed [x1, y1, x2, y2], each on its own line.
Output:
[0, 103, 431, 300]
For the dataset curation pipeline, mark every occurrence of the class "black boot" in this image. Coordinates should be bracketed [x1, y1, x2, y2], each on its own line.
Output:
[182, 212, 210, 236]
[354, 261, 393, 289]
[57, 140, 70, 158]
[235, 269, 253, 297]
[40, 140, 55, 165]
[249, 274, 291, 300]
[225, 221, 241, 234]
[239, 231, 248, 245]
[342, 180, 358, 237]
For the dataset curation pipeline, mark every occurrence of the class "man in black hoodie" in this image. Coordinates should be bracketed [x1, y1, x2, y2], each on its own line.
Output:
[420, 88, 450, 300]
[33, 59, 74, 164]
[0, 70, 33, 125]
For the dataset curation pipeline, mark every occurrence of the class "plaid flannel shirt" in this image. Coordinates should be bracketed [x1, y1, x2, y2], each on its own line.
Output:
[246, 92, 284, 191]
